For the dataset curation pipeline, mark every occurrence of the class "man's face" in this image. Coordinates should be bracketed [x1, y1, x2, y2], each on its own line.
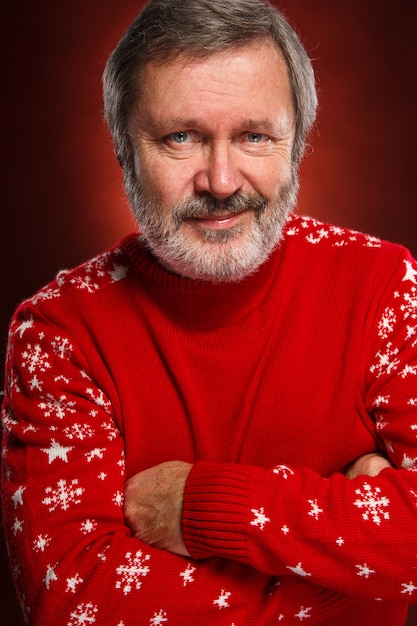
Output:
[129, 41, 297, 282]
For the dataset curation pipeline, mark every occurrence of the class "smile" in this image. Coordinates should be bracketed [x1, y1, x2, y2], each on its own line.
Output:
[190, 211, 249, 231]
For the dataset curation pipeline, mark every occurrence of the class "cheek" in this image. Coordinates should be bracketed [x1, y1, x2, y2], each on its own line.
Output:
[143, 158, 196, 207]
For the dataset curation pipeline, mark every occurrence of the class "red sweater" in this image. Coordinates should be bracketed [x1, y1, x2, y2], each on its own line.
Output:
[2, 214, 417, 625]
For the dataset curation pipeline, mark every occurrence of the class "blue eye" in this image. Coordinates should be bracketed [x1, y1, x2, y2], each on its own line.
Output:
[171, 131, 190, 143]
[247, 133, 265, 143]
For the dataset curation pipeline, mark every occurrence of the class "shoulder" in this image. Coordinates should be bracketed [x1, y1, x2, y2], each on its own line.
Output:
[19, 235, 139, 311]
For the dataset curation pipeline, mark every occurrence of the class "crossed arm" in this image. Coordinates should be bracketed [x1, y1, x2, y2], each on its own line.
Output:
[123, 452, 393, 557]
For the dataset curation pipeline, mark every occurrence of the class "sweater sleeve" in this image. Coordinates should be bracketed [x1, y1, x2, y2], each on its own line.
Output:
[1, 301, 268, 625]
[182, 248, 417, 602]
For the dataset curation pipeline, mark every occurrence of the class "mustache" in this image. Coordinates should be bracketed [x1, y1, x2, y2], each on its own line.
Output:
[172, 192, 268, 227]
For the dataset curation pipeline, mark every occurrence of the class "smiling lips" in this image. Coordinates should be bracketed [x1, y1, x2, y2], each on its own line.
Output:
[190, 210, 248, 230]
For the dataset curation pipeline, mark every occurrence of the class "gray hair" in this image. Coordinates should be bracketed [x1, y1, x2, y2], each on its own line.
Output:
[103, 0, 317, 201]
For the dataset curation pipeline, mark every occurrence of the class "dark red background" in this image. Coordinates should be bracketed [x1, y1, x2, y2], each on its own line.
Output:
[2, 1, 417, 622]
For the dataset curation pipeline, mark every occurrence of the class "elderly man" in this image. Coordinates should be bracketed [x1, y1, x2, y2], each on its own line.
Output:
[2, 1, 417, 624]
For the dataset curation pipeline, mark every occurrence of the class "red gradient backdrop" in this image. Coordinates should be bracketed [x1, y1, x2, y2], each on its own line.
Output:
[2, 1, 417, 623]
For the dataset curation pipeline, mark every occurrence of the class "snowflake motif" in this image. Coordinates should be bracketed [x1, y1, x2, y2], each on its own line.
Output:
[102, 421, 119, 441]
[85, 388, 112, 414]
[286, 562, 312, 578]
[68, 602, 98, 625]
[402, 581, 417, 596]
[15, 316, 34, 338]
[403, 260, 417, 285]
[43, 563, 58, 589]
[369, 342, 400, 378]
[38, 393, 76, 420]
[66, 573, 84, 593]
[70, 275, 100, 293]
[85, 448, 106, 463]
[373, 394, 390, 408]
[13, 517, 24, 535]
[33, 534, 52, 552]
[401, 454, 417, 470]
[12, 485, 25, 508]
[400, 364, 417, 378]
[110, 264, 129, 282]
[306, 228, 329, 245]
[180, 563, 196, 586]
[113, 491, 124, 507]
[375, 414, 388, 431]
[378, 308, 396, 339]
[42, 478, 84, 512]
[356, 563, 375, 578]
[31, 286, 61, 305]
[150, 610, 168, 625]
[353, 482, 390, 525]
[400, 287, 417, 321]
[21, 343, 51, 374]
[272, 465, 295, 479]
[308, 499, 323, 520]
[80, 519, 97, 535]
[64, 423, 94, 441]
[295, 606, 312, 621]
[51, 336, 73, 360]
[115, 550, 151, 595]
[281, 525, 290, 535]
[213, 589, 231, 609]
[251, 507, 270, 530]
[336, 537, 344, 546]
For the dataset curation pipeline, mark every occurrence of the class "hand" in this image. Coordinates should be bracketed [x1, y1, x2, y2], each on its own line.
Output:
[345, 452, 393, 480]
[124, 460, 192, 556]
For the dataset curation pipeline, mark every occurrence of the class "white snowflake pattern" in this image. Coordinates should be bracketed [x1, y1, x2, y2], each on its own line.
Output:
[43, 563, 58, 589]
[64, 423, 94, 441]
[180, 563, 196, 586]
[85, 448, 106, 463]
[113, 491, 124, 507]
[400, 287, 417, 321]
[400, 364, 417, 378]
[51, 336, 73, 360]
[150, 610, 168, 625]
[80, 519, 98, 534]
[356, 563, 375, 578]
[401, 454, 417, 470]
[42, 478, 84, 512]
[307, 499, 323, 521]
[38, 393, 76, 420]
[286, 562, 312, 578]
[33, 534, 52, 553]
[86, 388, 112, 414]
[401, 581, 417, 596]
[68, 602, 98, 625]
[15, 316, 34, 338]
[70, 274, 100, 293]
[102, 421, 119, 441]
[213, 589, 231, 609]
[12, 485, 25, 508]
[13, 517, 23, 535]
[378, 308, 396, 339]
[369, 342, 400, 378]
[251, 507, 270, 530]
[295, 606, 312, 621]
[66, 573, 84, 593]
[21, 343, 51, 374]
[403, 259, 417, 284]
[115, 550, 151, 595]
[353, 483, 390, 525]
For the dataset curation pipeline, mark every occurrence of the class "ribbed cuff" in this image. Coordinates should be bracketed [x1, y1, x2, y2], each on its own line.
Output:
[182, 461, 257, 561]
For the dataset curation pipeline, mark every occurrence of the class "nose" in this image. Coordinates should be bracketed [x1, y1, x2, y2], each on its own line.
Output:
[194, 141, 244, 199]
